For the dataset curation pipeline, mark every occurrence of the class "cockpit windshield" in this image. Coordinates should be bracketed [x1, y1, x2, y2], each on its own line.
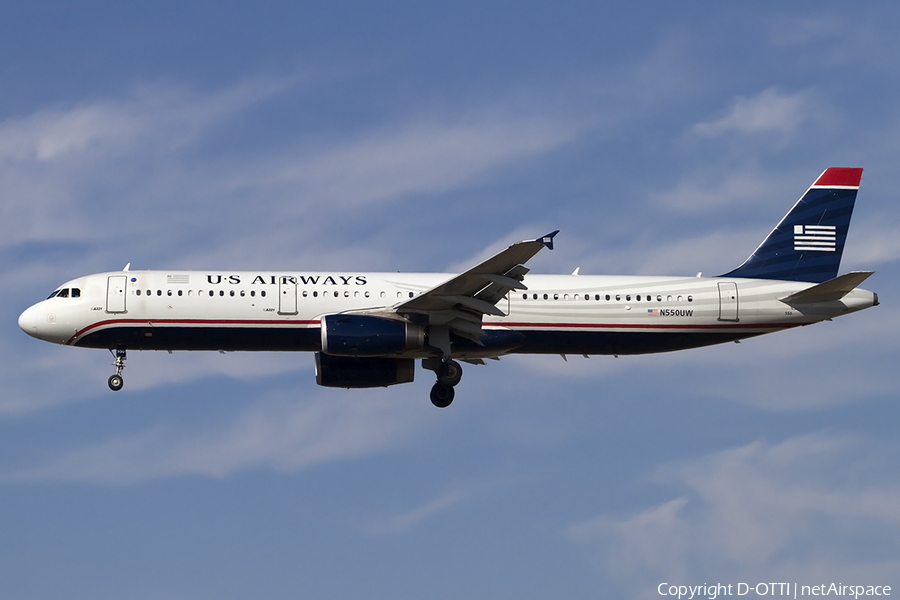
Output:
[46, 288, 80, 299]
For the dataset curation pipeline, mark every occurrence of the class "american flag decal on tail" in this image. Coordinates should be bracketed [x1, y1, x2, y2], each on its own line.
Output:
[794, 225, 836, 252]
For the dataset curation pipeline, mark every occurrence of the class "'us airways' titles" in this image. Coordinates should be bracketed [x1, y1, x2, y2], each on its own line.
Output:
[19, 168, 878, 407]
[206, 275, 369, 286]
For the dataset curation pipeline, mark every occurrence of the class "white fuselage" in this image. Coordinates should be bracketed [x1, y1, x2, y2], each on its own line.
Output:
[18, 269, 877, 357]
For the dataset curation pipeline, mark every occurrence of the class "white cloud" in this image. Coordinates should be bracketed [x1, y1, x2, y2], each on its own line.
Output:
[361, 486, 472, 536]
[564, 432, 900, 595]
[0, 79, 589, 268]
[0, 389, 431, 484]
[691, 87, 819, 139]
[651, 168, 795, 212]
[260, 117, 584, 209]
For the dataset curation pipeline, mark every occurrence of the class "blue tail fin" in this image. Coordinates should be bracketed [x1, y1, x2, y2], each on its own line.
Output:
[721, 167, 863, 283]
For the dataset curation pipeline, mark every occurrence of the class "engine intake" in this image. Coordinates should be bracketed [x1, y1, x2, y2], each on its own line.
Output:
[315, 353, 415, 388]
[321, 314, 424, 357]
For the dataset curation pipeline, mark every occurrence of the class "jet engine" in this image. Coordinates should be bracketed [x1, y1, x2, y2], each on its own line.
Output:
[320, 314, 425, 357]
[314, 353, 415, 388]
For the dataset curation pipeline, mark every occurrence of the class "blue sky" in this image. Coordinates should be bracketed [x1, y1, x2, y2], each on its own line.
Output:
[3, 2, 900, 598]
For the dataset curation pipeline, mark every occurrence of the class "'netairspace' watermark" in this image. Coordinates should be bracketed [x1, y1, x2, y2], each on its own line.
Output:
[657, 583, 892, 599]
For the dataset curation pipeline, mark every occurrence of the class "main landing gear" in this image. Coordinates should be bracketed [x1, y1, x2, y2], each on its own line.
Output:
[426, 358, 463, 408]
[108, 348, 126, 391]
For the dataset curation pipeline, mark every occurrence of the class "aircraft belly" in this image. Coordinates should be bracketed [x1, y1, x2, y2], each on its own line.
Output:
[513, 329, 764, 355]
[73, 323, 322, 352]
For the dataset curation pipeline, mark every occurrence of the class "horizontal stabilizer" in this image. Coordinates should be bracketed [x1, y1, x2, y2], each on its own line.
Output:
[780, 271, 874, 305]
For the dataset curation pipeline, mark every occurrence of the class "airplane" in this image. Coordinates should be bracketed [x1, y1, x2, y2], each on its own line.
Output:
[18, 167, 878, 408]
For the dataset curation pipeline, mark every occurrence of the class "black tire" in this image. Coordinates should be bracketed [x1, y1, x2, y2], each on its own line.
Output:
[437, 360, 463, 386]
[430, 383, 455, 408]
[108, 374, 124, 391]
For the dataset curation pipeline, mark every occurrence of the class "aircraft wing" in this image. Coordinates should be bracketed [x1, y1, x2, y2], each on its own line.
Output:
[394, 231, 558, 343]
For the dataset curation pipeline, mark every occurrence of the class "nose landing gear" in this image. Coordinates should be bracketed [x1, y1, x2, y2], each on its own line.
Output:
[425, 358, 463, 408]
[108, 348, 126, 391]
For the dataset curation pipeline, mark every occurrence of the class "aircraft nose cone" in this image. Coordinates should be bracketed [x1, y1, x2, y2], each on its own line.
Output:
[18, 305, 38, 337]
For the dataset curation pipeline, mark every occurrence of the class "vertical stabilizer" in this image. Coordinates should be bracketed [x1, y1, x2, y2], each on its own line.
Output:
[721, 167, 863, 283]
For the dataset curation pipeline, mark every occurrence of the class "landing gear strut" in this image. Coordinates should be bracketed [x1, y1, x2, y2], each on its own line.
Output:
[425, 358, 463, 408]
[108, 348, 126, 391]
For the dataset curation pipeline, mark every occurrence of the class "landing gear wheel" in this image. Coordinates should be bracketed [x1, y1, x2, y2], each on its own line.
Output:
[437, 359, 463, 386]
[108, 374, 124, 391]
[108, 348, 127, 392]
[430, 383, 455, 408]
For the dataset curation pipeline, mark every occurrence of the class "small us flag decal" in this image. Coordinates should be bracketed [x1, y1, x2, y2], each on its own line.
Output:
[794, 225, 836, 252]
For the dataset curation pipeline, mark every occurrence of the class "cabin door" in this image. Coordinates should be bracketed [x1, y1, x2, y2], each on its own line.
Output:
[279, 279, 298, 315]
[106, 275, 127, 313]
[717, 281, 739, 322]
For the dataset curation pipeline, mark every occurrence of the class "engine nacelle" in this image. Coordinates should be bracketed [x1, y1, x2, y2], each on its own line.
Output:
[314, 353, 415, 388]
[320, 314, 425, 357]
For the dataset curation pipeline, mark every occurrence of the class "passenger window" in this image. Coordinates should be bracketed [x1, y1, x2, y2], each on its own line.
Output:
[657, 295, 662, 302]
[313, 291, 318, 297]
[615, 294, 621, 301]
[136, 289, 142, 296]
[553, 294, 559, 300]
[637, 295, 641, 301]
[146, 290, 151, 296]
[240, 291, 245, 297]
[302, 291, 308, 298]
[209, 291, 214, 297]
[667, 295, 672, 302]
[250, 290, 256, 297]
[219, 290, 225, 297]
[347, 291, 352, 298]
[230, 290, 235, 297]
[167, 290, 172, 296]
[334, 291, 339, 298]
[605, 294, 610, 301]
[365, 291, 370, 298]
[677, 295, 683, 301]
[523, 294, 528, 300]
[261, 291, 266, 297]
[157, 290, 162, 296]
[543, 293, 548, 300]
[178, 290, 183, 297]
[626, 295, 631, 301]
[687, 295, 693, 302]
[533, 293, 538, 300]
[380, 291, 386, 298]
